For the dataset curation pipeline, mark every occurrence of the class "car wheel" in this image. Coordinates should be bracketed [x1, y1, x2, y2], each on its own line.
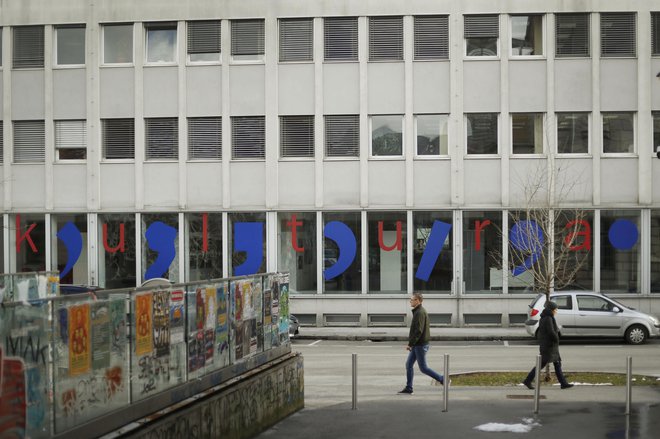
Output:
[625, 325, 648, 345]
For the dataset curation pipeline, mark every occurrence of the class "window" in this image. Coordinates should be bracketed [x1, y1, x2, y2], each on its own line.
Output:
[511, 15, 543, 56]
[13, 120, 45, 163]
[369, 16, 403, 61]
[188, 117, 221, 160]
[0, 29, 3, 67]
[653, 112, 660, 155]
[13, 214, 46, 272]
[467, 113, 498, 154]
[229, 212, 266, 276]
[103, 24, 133, 64]
[13, 25, 44, 68]
[463, 211, 502, 294]
[414, 15, 449, 60]
[557, 112, 589, 154]
[577, 295, 614, 312]
[145, 118, 178, 160]
[325, 115, 359, 157]
[653, 13, 660, 56]
[464, 15, 498, 56]
[231, 19, 265, 61]
[600, 13, 636, 57]
[145, 22, 177, 63]
[98, 213, 136, 288]
[55, 25, 85, 65]
[555, 211, 594, 291]
[142, 213, 179, 283]
[280, 116, 314, 158]
[600, 210, 640, 294]
[512, 113, 543, 154]
[413, 211, 453, 293]
[323, 212, 361, 293]
[368, 212, 407, 293]
[324, 17, 358, 61]
[0, 122, 3, 163]
[278, 212, 317, 294]
[102, 118, 135, 159]
[187, 20, 220, 62]
[553, 295, 573, 310]
[232, 116, 265, 159]
[52, 214, 88, 284]
[55, 120, 87, 160]
[555, 13, 590, 57]
[602, 112, 634, 153]
[371, 115, 403, 156]
[187, 212, 223, 281]
[652, 210, 660, 293]
[279, 18, 313, 62]
[415, 114, 448, 156]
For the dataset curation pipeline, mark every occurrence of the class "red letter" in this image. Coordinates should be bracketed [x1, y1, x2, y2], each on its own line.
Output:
[474, 220, 491, 251]
[378, 221, 403, 251]
[286, 215, 305, 252]
[15, 214, 38, 253]
[103, 223, 125, 253]
[202, 213, 209, 253]
[564, 219, 591, 251]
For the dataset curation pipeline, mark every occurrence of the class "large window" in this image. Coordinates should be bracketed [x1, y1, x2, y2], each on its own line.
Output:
[232, 116, 265, 159]
[55, 120, 87, 160]
[414, 15, 449, 60]
[142, 213, 179, 283]
[371, 115, 403, 157]
[511, 113, 543, 155]
[279, 18, 313, 62]
[557, 112, 589, 154]
[463, 211, 502, 294]
[511, 15, 543, 56]
[324, 17, 358, 61]
[325, 115, 359, 158]
[323, 212, 361, 294]
[51, 214, 88, 284]
[103, 24, 133, 64]
[102, 118, 135, 160]
[413, 211, 453, 293]
[467, 113, 498, 155]
[653, 112, 660, 156]
[231, 19, 265, 62]
[602, 112, 634, 154]
[652, 210, 660, 293]
[556, 211, 594, 291]
[0, 122, 3, 164]
[368, 212, 406, 293]
[280, 116, 314, 158]
[278, 212, 317, 294]
[555, 13, 590, 57]
[188, 117, 221, 160]
[653, 13, 660, 56]
[186, 213, 222, 281]
[464, 15, 498, 57]
[13, 120, 45, 163]
[369, 16, 403, 61]
[98, 214, 136, 288]
[415, 114, 448, 156]
[229, 213, 266, 276]
[145, 22, 177, 63]
[12, 214, 46, 273]
[55, 25, 85, 66]
[600, 13, 636, 58]
[600, 210, 640, 294]
[13, 25, 44, 68]
[187, 20, 220, 62]
[145, 117, 178, 160]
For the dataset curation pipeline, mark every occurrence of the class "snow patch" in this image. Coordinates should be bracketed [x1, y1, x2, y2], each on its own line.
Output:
[474, 418, 540, 433]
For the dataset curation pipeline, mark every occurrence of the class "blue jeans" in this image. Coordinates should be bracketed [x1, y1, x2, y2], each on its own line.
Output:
[405, 344, 444, 390]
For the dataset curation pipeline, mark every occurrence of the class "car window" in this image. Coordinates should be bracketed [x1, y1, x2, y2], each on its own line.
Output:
[553, 295, 572, 310]
[577, 295, 613, 312]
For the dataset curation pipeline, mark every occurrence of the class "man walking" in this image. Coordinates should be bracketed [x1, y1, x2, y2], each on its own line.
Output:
[398, 292, 445, 394]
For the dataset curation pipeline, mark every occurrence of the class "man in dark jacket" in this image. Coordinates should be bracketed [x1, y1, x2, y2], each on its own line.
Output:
[398, 293, 445, 394]
[522, 301, 574, 389]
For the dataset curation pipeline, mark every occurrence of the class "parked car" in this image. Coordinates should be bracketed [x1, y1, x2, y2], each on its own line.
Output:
[289, 314, 300, 337]
[525, 291, 660, 344]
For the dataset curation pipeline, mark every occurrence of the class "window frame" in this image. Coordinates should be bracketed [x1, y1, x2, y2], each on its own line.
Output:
[144, 117, 179, 161]
[414, 113, 449, 158]
[465, 113, 500, 156]
[413, 15, 449, 61]
[54, 119, 87, 161]
[231, 116, 266, 160]
[13, 120, 46, 163]
[555, 13, 590, 58]
[102, 118, 135, 161]
[12, 25, 45, 69]
[278, 18, 313, 63]
[464, 14, 499, 58]
[54, 24, 86, 68]
[510, 113, 545, 156]
[324, 114, 360, 159]
[280, 115, 315, 159]
[186, 20, 221, 64]
[369, 114, 404, 159]
[324, 16, 359, 62]
[101, 23, 134, 66]
[653, 12, 660, 57]
[601, 111, 636, 156]
[600, 12, 637, 58]
[188, 117, 222, 161]
[368, 16, 404, 62]
[144, 22, 178, 65]
[556, 112, 591, 156]
[509, 14, 545, 58]
[231, 19, 265, 63]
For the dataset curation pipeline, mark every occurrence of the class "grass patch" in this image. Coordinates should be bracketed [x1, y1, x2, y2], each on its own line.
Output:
[445, 372, 660, 387]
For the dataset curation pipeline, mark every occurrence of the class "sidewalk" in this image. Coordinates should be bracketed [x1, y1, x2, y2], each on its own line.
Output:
[296, 325, 531, 341]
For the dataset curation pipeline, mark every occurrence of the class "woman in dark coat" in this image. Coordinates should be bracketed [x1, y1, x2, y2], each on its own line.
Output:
[522, 301, 574, 389]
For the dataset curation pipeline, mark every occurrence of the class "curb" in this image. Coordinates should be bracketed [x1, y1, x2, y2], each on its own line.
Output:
[294, 334, 532, 342]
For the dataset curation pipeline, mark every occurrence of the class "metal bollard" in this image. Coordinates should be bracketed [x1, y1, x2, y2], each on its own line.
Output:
[533, 355, 542, 414]
[352, 353, 358, 410]
[625, 356, 632, 415]
[443, 353, 449, 412]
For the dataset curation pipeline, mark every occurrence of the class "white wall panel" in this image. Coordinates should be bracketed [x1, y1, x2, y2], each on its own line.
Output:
[555, 158, 593, 204]
[143, 67, 178, 117]
[412, 160, 451, 206]
[554, 60, 592, 111]
[601, 158, 639, 204]
[143, 163, 179, 207]
[323, 160, 360, 207]
[53, 164, 87, 208]
[11, 71, 45, 119]
[652, 60, 660, 111]
[53, 69, 86, 119]
[508, 60, 546, 112]
[367, 63, 404, 113]
[368, 160, 405, 206]
[600, 59, 637, 111]
[463, 61, 499, 112]
[278, 64, 314, 115]
[187, 162, 223, 207]
[0, 72, 3, 118]
[99, 163, 135, 208]
[229, 65, 265, 115]
[100, 68, 135, 118]
[278, 161, 315, 207]
[464, 159, 501, 205]
[413, 62, 450, 113]
[186, 66, 222, 117]
[229, 161, 266, 208]
[11, 165, 45, 209]
[323, 63, 359, 114]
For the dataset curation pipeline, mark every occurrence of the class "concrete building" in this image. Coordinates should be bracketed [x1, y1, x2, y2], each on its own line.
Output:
[1, 0, 659, 328]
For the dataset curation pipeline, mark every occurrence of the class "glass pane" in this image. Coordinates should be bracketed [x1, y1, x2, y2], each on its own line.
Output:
[187, 213, 222, 281]
[466, 37, 497, 56]
[652, 210, 660, 293]
[416, 114, 448, 155]
[57, 26, 85, 65]
[413, 211, 453, 293]
[371, 115, 403, 156]
[368, 212, 406, 293]
[511, 15, 543, 56]
[52, 214, 88, 284]
[104, 24, 133, 63]
[603, 113, 634, 153]
[555, 211, 594, 291]
[600, 210, 640, 293]
[229, 213, 267, 276]
[278, 212, 317, 294]
[190, 52, 219, 62]
[512, 113, 543, 154]
[463, 211, 502, 294]
[557, 113, 589, 154]
[653, 112, 660, 156]
[98, 213, 136, 288]
[323, 212, 361, 293]
[467, 113, 498, 154]
[12, 214, 46, 273]
[147, 27, 176, 63]
[142, 213, 179, 283]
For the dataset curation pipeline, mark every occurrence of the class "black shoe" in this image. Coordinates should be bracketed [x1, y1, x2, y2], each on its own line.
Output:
[561, 383, 574, 389]
[522, 381, 534, 390]
[397, 387, 413, 394]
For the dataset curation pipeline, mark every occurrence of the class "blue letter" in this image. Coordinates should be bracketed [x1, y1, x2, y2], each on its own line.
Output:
[57, 221, 82, 280]
[144, 221, 177, 280]
[510, 220, 544, 276]
[234, 222, 264, 276]
[415, 220, 452, 282]
[323, 221, 357, 281]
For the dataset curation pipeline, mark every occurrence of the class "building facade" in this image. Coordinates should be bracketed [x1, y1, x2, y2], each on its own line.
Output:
[1, 0, 660, 327]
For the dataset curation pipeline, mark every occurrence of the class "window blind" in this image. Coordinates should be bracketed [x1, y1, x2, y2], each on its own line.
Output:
[369, 16, 403, 61]
[13, 120, 45, 163]
[324, 17, 358, 61]
[280, 116, 314, 158]
[414, 15, 449, 60]
[55, 120, 86, 149]
[232, 116, 265, 159]
[0, 122, 3, 164]
[464, 15, 499, 38]
[555, 13, 590, 57]
[279, 18, 313, 62]
[102, 118, 135, 159]
[13, 25, 44, 68]
[187, 20, 221, 55]
[145, 118, 178, 160]
[600, 13, 636, 57]
[188, 117, 221, 160]
[325, 115, 359, 157]
[652, 13, 660, 56]
[231, 19, 265, 56]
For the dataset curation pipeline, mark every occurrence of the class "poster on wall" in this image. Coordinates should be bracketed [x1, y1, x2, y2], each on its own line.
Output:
[135, 293, 153, 356]
[169, 290, 185, 345]
[110, 299, 126, 353]
[91, 303, 110, 370]
[188, 330, 205, 373]
[69, 304, 91, 376]
[215, 283, 229, 364]
[153, 291, 171, 358]
[278, 275, 290, 337]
